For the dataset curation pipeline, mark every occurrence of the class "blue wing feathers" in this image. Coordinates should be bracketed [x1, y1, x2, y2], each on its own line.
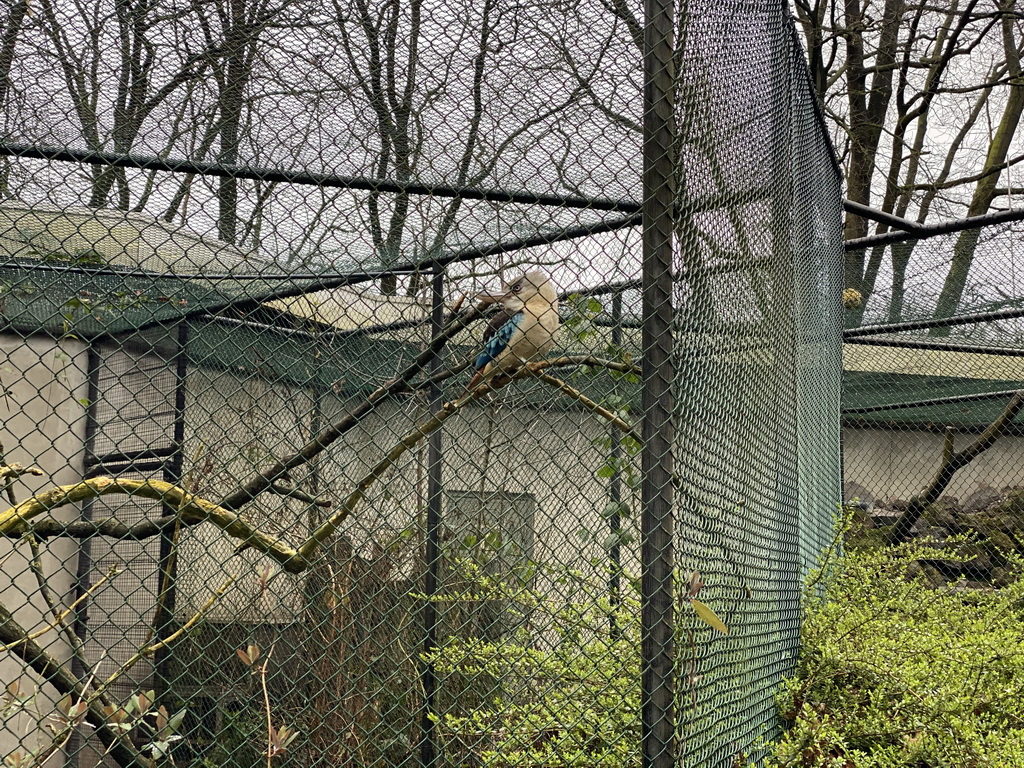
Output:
[475, 312, 522, 370]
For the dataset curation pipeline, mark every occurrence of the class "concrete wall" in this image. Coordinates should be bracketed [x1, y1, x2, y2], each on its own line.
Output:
[173, 366, 639, 621]
[0, 334, 89, 767]
[0, 339, 639, 760]
[843, 425, 1024, 506]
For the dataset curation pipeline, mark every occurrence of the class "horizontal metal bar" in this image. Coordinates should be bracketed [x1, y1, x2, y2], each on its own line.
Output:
[85, 459, 169, 478]
[200, 312, 431, 342]
[843, 199, 925, 235]
[3, 212, 643, 287]
[844, 305, 1024, 338]
[844, 206, 1024, 251]
[0, 258, 424, 281]
[0, 142, 641, 214]
[842, 414, 1024, 436]
[847, 336, 1024, 358]
[85, 445, 178, 467]
[201, 212, 646, 308]
[843, 388, 1024, 415]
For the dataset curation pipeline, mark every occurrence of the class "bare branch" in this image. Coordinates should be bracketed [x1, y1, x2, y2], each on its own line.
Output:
[0, 478, 304, 569]
[0, 600, 153, 768]
[887, 391, 1024, 543]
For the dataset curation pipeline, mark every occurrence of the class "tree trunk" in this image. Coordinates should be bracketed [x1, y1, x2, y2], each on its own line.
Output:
[932, 26, 1024, 332]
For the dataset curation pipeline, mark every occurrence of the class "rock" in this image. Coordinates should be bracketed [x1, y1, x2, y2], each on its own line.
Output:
[843, 481, 875, 510]
[963, 483, 1002, 514]
[922, 496, 962, 530]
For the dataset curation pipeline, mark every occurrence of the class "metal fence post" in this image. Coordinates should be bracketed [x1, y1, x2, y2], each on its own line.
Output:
[419, 268, 446, 768]
[642, 0, 677, 766]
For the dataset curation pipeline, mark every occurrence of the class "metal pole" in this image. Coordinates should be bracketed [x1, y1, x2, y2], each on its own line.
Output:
[844, 206, 1024, 251]
[0, 142, 638, 214]
[153, 323, 189, 696]
[844, 304, 1024, 338]
[66, 344, 102, 768]
[609, 290, 624, 638]
[419, 269, 445, 768]
[847, 336, 1024, 357]
[642, 0, 676, 766]
[843, 387, 1024, 415]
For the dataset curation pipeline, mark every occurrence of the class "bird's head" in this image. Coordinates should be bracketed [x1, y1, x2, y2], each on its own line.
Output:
[477, 270, 557, 311]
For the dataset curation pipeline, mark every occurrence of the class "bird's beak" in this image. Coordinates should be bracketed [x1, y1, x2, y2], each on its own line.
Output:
[476, 288, 510, 305]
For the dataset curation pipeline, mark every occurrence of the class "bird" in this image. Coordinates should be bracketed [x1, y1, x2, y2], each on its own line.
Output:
[465, 270, 560, 392]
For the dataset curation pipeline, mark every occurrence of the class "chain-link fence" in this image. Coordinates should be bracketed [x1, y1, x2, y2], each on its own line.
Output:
[843, 219, 1024, 582]
[0, 1, 842, 767]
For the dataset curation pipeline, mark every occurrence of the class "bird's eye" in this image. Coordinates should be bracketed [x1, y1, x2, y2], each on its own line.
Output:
[512, 283, 522, 293]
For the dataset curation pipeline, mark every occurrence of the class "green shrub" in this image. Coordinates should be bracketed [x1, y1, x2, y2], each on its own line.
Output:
[766, 542, 1024, 767]
[425, 562, 641, 768]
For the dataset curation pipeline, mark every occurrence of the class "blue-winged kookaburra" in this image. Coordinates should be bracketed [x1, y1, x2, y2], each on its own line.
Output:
[466, 270, 560, 391]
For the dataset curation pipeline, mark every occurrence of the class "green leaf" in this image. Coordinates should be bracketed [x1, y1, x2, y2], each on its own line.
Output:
[690, 599, 729, 634]
[601, 501, 629, 520]
[596, 464, 616, 479]
[168, 708, 186, 733]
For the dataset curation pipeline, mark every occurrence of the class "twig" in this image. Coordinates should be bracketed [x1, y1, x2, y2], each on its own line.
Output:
[0, 562, 120, 651]
[0, 462, 44, 484]
[0, 439, 42, 506]
[101, 575, 235, 690]
[24, 534, 96, 679]
[260, 648, 274, 768]
[528, 367, 642, 443]
[412, 354, 640, 393]
[0, 599, 153, 768]
[269, 481, 331, 507]
[10, 576, 234, 768]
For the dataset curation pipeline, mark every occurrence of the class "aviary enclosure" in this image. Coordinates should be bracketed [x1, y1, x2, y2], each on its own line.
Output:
[0, 0, 842, 766]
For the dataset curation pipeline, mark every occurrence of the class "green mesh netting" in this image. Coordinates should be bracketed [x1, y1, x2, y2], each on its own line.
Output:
[0, 1, 841, 767]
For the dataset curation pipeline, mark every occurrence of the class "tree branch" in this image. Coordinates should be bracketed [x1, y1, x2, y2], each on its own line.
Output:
[529, 369, 641, 443]
[0, 478, 304, 570]
[3, 356, 643, 555]
[0, 601, 153, 768]
[217, 298, 482, 511]
[887, 391, 1024, 543]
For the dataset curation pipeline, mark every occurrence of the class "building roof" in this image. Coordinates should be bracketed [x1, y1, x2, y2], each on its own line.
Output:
[0, 202, 431, 338]
[844, 342, 1024, 429]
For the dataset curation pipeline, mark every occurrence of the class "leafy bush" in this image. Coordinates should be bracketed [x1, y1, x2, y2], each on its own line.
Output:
[765, 542, 1024, 767]
[426, 562, 641, 768]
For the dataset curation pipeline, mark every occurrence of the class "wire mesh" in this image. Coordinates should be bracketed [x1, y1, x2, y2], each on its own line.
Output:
[843, 221, 1024, 580]
[0, 1, 842, 767]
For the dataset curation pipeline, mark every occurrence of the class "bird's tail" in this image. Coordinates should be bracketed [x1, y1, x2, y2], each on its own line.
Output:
[464, 370, 484, 394]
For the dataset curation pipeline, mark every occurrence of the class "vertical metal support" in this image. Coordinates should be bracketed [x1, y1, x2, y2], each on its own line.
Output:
[154, 322, 189, 694]
[419, 269, 445, 768]
[71, 344, 102, 673]
[608, 290, 624, 638]
[66, 344, 102, 768]
[642, 0, 676, 766]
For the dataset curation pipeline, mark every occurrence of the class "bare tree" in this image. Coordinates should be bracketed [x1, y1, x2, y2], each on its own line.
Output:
[28, 0, 217, 209]
[326, 0, 590, 294]
[932, 1, 1024, 331]
[794, 0, 1024, 325]
[188, 0, 298, 243]
[0, 0, 29, 197]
